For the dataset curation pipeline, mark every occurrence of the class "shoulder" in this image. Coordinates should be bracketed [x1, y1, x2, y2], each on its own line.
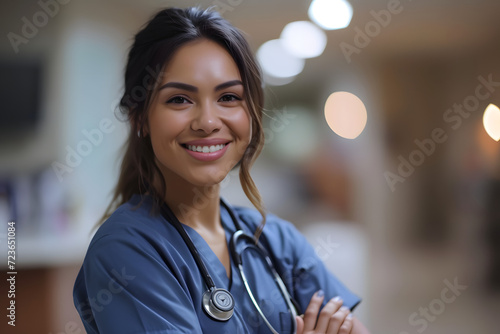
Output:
[232, 205, 309, 255]
[87, 195, 169, 254]
[233, 206, 299, 234]
[78, 195, 189, 285]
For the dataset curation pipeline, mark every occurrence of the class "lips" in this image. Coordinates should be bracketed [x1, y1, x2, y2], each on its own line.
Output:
[181, 139, 231, 162]
[186, 143, 226, 153]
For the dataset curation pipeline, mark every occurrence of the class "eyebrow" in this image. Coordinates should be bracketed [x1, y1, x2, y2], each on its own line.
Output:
[158, 80, 243, 92]
[214, 80, 243, 91]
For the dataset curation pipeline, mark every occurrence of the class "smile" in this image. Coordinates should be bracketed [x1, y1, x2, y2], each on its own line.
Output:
[182, 142, 231, 162]
[186, 144, 226, 153]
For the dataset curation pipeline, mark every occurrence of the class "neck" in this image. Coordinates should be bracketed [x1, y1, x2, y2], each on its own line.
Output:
[164, 180, 222, 232]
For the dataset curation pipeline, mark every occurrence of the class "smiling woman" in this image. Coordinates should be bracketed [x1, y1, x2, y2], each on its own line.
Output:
[148, 40, 251, 192]
[72, 6, 370, 334]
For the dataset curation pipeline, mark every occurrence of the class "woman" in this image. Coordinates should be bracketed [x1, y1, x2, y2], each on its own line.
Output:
[73, 7, 370, 334]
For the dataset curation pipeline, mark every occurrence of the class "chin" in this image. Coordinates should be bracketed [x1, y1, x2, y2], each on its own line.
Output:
[199, 177, 226, 188]
[197, 166, 232, 186]
[187, 173, 226, 188]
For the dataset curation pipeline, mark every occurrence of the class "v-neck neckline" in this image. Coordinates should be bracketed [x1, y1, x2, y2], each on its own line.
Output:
[181, 207, 236, 290]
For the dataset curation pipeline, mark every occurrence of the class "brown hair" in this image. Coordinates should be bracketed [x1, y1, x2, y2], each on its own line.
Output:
[100, 7, 266, 238]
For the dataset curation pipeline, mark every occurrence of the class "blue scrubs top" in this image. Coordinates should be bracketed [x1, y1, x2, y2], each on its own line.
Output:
[73, 194, 360, 333]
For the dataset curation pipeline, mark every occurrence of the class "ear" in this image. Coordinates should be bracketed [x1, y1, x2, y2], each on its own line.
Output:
[142, 122, 150, 137]
[134, 114, 149, 137]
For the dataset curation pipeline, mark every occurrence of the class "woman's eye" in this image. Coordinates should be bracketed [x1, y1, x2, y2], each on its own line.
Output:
[219, 94, 241, 103]
[166, 96, 190, 104]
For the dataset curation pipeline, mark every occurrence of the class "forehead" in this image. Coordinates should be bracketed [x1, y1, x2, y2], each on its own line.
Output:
[160, 39, 241, 85]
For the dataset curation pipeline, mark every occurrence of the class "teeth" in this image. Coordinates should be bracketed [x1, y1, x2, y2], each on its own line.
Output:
[187, 144, 225, 153]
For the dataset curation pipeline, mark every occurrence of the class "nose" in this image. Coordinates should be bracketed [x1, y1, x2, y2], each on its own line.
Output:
[191, 102, 222, 134]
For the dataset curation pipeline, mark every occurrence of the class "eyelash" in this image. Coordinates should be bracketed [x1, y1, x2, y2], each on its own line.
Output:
[166, 96, 191, 104]
[219, 94, 242, 102]
[165, 94, 242, 104]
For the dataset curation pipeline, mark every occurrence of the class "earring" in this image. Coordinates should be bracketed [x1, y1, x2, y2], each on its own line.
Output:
[137, 129, 141, 138]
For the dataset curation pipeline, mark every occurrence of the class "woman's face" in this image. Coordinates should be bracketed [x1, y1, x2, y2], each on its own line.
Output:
[147, 39, 251, 190]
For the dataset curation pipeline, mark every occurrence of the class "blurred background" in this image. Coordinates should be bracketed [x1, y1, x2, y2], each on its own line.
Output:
[1, 0, 499, 333]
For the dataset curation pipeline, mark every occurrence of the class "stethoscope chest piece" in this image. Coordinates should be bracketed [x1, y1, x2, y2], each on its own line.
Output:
[202, 288, 234, 321]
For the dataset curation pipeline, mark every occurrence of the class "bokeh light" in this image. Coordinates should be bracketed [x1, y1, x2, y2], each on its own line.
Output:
[483, 103, 500, 141]
[256, 39, 305, 79]
[324, 91, 367, 139]
[308, 0, 353, 30]
[280, 21, 327, 59]
[262, 73, 296, 87]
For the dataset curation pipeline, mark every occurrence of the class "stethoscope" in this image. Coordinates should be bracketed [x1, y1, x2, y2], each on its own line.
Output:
[160, 199, 299, 334]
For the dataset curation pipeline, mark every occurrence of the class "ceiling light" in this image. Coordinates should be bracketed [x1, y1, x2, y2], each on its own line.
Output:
[257, 39, 305, 79]
[483, 103, 500, 141]
[324, 91, 367, 139]
[308, 0, 353, 30]
[280, 21, 327, 59]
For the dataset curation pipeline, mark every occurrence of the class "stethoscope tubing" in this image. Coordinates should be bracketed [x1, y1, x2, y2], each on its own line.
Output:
[160, 198, 297, 333]
[230, 229, 298, 334]
[160, 204, 216, 288]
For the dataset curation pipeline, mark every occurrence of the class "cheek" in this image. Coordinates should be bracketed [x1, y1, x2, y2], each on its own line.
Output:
[148, 110, 184, 148]
[237, 112, 252, 145]
[238, 107, 253, 143]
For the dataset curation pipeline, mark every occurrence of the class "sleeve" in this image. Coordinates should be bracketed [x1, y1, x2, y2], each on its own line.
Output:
[74, 232, 203, 334]
[260, 215, 362, 314]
